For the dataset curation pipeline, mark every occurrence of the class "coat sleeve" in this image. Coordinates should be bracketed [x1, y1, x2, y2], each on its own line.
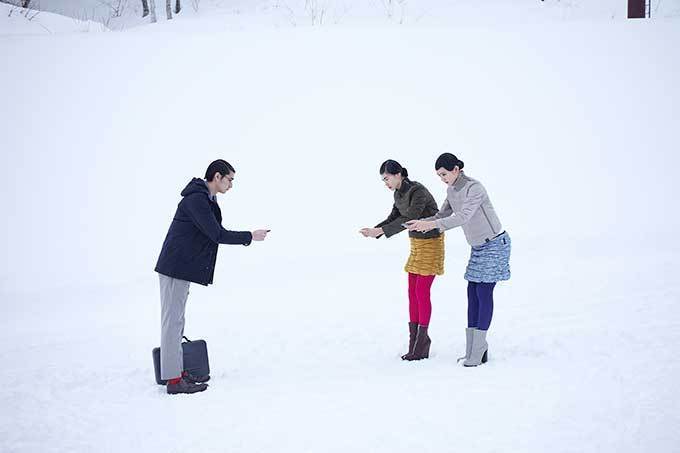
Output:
[378, 189, 429, 238]
[375, 205, 400, 228]
[183, 194, 253, 246]
[372, 205, 400, 239]
[421, 197, 452, 222]
[435, 183, 484, 231]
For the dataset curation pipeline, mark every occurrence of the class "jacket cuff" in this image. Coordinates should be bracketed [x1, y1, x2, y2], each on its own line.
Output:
[381, 223, 402, 238]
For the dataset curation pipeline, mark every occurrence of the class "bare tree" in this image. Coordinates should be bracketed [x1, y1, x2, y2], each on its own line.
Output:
[98, 0, 128, 18]
[149, 0, 157, 22]
[140, 0, 178, 20]
[380, 0, 407, 23]
[304, 0, 326, 25]
[1, 1, 33, 10]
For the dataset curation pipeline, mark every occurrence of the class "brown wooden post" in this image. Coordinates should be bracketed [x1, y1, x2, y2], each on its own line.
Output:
[628, 0, 646, 18]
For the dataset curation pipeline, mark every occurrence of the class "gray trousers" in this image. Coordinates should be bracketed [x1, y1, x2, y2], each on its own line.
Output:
[159, 273, 191, 380]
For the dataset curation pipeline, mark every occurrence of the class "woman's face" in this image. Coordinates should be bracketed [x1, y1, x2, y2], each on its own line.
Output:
[436, 167, 460, 186]
[382, 173, 402, 191]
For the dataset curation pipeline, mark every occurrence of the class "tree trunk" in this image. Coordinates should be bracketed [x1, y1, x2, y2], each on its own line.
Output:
[166, 0, 172, 19]
[175, 0, 181, 14]
[149, 0, 157, 22]
[141, 0, 149, 17]
[628, 0, 646, 18]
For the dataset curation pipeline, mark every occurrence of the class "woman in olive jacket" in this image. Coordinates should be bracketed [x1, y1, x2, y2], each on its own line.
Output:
[360, 160, 444, 361]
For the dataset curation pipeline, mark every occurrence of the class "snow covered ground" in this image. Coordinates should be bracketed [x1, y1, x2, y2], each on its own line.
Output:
[1, 3, 680, 453]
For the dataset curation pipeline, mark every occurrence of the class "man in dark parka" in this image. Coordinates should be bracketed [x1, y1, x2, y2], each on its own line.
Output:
[155, 159, 269, 395]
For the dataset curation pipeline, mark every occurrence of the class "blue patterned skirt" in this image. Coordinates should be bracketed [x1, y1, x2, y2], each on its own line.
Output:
[464, 231, 511, 283]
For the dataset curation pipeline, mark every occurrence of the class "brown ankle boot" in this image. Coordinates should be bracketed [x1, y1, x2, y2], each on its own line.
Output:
[401, 322, 419, 360]
[403, 325, 431, 361]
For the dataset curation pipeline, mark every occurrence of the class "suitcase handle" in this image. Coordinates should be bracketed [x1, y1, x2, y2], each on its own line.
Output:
[182, 336, 192, 343]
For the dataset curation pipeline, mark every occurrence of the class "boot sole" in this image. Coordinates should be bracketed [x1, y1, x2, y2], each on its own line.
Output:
[167, 385, 208, 395]
[403, 346, 430, 361]
[404, 355, 429, 361]
[463, 350, 488, 367]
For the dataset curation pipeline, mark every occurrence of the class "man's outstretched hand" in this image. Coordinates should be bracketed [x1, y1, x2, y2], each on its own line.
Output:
[252, 230, 270, 241]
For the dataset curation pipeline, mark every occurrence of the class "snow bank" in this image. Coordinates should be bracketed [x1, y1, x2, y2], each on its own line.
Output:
[8, 0, 680, 31]
[0, 3, 106, 35]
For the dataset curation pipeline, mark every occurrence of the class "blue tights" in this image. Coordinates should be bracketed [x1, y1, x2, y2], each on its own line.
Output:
[467, 281, 496, 331]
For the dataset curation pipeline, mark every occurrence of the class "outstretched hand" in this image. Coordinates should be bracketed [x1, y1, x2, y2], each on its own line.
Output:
[252, 229, 270, 241]
[359, 227, 383, 238]
[404, 220, 437, 233]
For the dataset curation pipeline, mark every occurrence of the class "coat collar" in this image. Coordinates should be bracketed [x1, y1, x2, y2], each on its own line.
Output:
[452, 171, 467, 191]
[397, 178, 413, 195]
[203, 180, 217, 202]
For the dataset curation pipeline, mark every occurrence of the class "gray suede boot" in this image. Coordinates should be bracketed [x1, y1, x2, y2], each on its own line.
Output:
[463, 329, 488, 367]
[457, 327, 475, 363]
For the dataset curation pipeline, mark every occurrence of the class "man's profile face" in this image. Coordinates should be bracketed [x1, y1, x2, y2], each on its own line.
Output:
[216, 171, 235, 194]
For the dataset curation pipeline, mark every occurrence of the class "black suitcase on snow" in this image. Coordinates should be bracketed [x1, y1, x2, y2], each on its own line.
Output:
[152, 336, 210, 385]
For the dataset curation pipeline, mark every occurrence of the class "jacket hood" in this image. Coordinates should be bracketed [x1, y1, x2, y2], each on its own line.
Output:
[181, 178, 211, 198]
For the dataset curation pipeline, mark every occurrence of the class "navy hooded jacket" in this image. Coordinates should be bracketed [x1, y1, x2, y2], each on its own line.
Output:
[155, 178, 253, 286]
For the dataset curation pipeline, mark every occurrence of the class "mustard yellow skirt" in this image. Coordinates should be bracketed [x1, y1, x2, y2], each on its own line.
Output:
[404, 234, 445, 276]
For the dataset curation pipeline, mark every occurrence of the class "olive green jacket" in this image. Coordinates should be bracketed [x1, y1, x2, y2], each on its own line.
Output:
[375, 179, 441, 239]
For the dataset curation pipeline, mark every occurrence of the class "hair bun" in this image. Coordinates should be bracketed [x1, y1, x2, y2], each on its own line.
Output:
[401, 167, 409, 178]
[457, 160, 464, 170]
